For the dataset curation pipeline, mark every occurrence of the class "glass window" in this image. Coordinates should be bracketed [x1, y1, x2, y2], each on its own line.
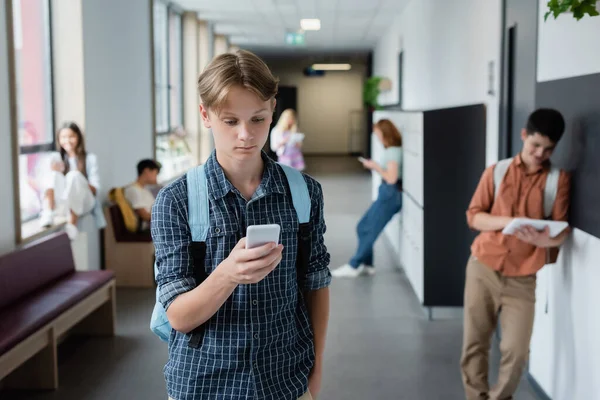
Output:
[153, 1, 189, 182]
[153, 0, 169, 133]
[12, 0, 55, 230]
[168, 9, 182, 129]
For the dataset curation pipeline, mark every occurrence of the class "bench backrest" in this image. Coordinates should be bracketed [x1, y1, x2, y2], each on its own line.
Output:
[0, 232, 75, 310]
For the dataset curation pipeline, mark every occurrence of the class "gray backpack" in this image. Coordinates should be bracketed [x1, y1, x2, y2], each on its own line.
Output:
[493, 157, 561, 219]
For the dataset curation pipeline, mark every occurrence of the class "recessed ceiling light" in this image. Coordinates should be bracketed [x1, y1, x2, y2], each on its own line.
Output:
[311, 64, 352, 71]
[300, 19, 321, 31]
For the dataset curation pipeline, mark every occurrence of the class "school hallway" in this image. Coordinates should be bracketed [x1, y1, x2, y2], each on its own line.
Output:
[4, 156, 539, 400]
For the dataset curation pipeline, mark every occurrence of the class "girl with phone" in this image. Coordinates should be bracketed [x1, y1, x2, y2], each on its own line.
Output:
[332, 119, 403, 278]
[40, 122, 103, 239]
[270, 108, 306, 171]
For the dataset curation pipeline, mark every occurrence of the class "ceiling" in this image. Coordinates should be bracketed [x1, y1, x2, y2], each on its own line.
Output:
[174, 0, 410, 53]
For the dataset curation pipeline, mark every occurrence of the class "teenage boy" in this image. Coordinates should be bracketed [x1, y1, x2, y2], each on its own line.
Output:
[461, 108, 571, 400]
[124, 159, 161, 230]
[152, 50, 331, 400]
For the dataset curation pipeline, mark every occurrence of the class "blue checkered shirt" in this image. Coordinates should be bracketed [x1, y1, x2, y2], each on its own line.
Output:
[151, 151, 331, 400]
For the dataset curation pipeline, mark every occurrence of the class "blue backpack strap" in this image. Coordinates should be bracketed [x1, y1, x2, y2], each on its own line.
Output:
[187, 164, 210, 241]
[278, 163, 311, 224]
[278, 163, 312, 291]
[151, 165, 209, 343]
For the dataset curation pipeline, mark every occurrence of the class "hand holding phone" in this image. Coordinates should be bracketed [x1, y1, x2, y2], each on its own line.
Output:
[357, 157, 366, 163]
[217, 224, 283, 286]
[245, 224, 281, 249]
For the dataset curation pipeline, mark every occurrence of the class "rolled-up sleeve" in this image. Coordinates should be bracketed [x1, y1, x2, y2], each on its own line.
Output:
[303, 177, 331, 291]
[151, 181, 196, 310]
[466, 166, 494, 229]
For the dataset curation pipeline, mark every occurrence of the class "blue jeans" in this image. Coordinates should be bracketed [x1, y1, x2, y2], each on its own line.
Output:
[349, 183, 402, 268]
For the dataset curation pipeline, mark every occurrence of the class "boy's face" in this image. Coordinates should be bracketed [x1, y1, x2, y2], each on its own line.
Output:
[142, 168, 159, 185]
[200, 85, 274, 161]
[520, 129, 556, 168]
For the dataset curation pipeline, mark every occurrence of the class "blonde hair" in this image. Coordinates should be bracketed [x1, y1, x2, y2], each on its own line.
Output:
[274, 109, 297, 133]
[197, 49, 279, 112]
[374, 119, 402, 148]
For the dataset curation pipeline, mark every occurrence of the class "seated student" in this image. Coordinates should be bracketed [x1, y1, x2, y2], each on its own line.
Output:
[124, 159, 161, 231]
[40, 122, 104, 239]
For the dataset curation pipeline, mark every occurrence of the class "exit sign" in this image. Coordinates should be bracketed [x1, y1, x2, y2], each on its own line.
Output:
[285, 32, 305, 46]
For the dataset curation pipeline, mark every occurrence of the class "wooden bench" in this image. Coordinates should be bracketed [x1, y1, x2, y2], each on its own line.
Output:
[103, 205, 155, 288]
[0, 232, 116, 390]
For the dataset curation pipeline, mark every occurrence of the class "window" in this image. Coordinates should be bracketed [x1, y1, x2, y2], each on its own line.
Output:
[11, 0, 56, 236]
[153, 1, 190, 181]
[168, 9, 183, 129]
[153, 0, 169, 133]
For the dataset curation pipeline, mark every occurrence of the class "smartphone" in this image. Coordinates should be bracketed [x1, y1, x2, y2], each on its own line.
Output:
[357, 157, 366, 163]
[245, 224, 281, 249]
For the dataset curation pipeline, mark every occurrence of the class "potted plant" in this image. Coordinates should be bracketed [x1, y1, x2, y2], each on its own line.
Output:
[545, 0, 599, 20]
[363, 76, 384, 111]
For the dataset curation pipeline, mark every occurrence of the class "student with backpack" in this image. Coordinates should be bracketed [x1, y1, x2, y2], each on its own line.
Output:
[461, 109, 571, 399]
[150, 50, 331, 400]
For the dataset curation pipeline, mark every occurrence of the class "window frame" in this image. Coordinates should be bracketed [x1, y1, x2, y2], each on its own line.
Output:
[153, 0, 184, 138]
[8, 0, 59, 243]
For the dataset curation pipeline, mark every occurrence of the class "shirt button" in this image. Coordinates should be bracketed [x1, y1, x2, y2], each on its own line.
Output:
[254, 333, 259, 339]
[215, 227, 221, 234]
[287, 224, 292, 229]
[252, 300, 258, 306]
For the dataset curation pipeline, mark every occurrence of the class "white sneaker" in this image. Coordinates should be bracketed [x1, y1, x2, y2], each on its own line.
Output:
[363, 266, 376, 276]
[331, 264, 364, 278]
[40, 209, 54, 227]
[65, 223, 79, 240]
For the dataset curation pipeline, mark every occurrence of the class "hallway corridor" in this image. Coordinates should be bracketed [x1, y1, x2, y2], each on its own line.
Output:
[4, 157, 539, 400]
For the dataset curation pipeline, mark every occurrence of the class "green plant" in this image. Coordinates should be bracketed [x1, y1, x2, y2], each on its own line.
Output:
[363, 76, 383, 110]
[545, 0, 599, 21]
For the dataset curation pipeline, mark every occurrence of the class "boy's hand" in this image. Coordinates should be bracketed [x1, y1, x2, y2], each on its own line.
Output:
[515, 225, 553, 247]
[308, 365, 323, 399]
[219, 238, 283, 285]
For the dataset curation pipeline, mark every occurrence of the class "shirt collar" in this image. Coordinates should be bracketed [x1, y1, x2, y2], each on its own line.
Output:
[204, 150, 287, 201]
[515, 152, 549, 175]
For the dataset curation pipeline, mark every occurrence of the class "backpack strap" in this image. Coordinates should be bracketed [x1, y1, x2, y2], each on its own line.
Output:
[493, 157, 513, 199]
[187, 164, 210, 241]
[277, 163, 312, 291]
[151, 165, 211, 344]
[186, 165, 212, 348]
[544, 166, 560, 219]
[278, 163, 311, 224]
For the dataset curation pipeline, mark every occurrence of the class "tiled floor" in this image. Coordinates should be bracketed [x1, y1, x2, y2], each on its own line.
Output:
[2, 156, 540, 400]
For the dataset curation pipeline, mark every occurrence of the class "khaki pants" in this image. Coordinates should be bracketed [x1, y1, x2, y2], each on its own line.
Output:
[460, 255, 536, 400]
[169, 391, 312, 400]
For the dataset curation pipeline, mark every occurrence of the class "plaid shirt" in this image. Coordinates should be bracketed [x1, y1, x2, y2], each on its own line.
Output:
[151, 151, 331, 400]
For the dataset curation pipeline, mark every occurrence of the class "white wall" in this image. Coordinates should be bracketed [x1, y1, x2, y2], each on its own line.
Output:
[81, 0, 154, 269]
[537, 2, 600, 82]
[373, 0, 502, 166]
[81, 0, 154, 198]
[0, 1, 17, 253]
[530, 230, 600, 400]
[529, 2, 600, 398]
[271, 65, 366, 155]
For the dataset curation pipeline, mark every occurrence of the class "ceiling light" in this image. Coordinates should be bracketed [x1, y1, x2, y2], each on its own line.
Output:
[300, 19, 321, 31]
[311, 63, 352, 71]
